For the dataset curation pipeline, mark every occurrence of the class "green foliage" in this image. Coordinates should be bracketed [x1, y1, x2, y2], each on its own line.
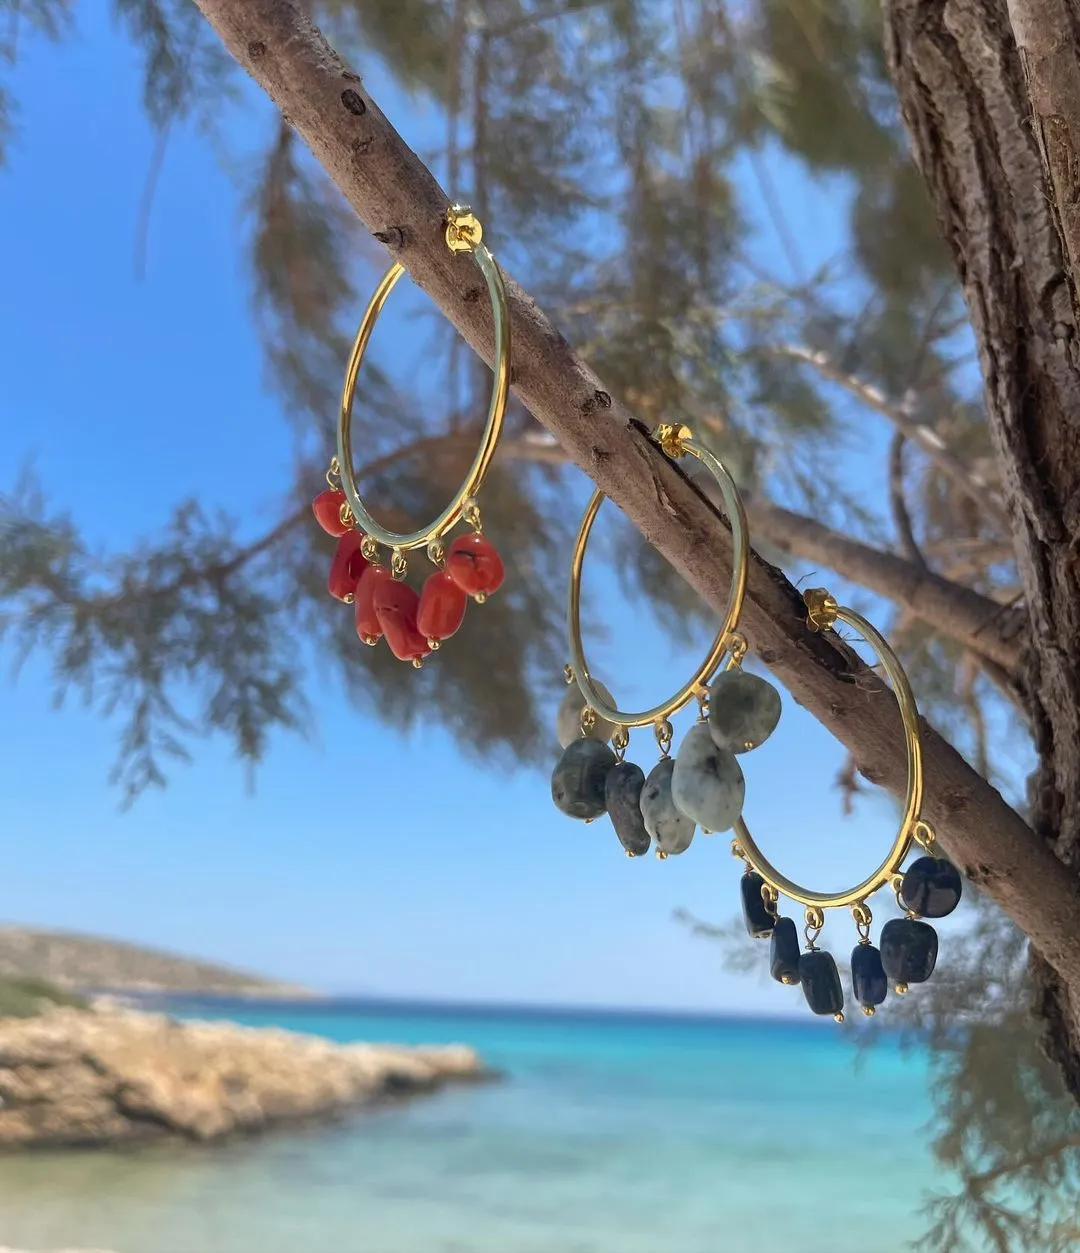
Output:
[0, 0, 71, 162]
[112, 0, 237, 131]
[0, 474, 307, 804]
[0, 976, 88, 1019]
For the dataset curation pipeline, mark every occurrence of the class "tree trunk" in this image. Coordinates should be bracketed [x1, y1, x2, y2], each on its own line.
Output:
[885, 0, 1080, 1096]
[193, 0, 1080, 1100]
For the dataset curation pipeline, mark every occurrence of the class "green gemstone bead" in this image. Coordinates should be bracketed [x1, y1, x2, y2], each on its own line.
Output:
[639, 758, 695, 855]
[551, 738, 617, 820]
[671, 723, 745, 832]
[707, 669, 782, 754]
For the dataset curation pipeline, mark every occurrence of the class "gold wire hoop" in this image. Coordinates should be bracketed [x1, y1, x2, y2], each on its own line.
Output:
[731, 588, 923, 910]
[567, 423, 749, 728]
[335, 205, 510, 551]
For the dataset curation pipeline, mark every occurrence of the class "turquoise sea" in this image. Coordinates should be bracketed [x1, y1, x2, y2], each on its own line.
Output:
[0, 1000, 945, 1253]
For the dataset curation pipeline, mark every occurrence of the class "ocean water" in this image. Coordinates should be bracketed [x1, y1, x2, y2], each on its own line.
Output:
[0, 1001, 945, 1253]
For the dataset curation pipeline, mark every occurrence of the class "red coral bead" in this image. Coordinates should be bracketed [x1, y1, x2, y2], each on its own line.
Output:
[417, 571, 468, 643]
[354, 564, 393, 643]
[446, 533, 505, 597]
[373, 579, 431, 663]
[328, 532, 369, 602]
[313, 488, 352, 537]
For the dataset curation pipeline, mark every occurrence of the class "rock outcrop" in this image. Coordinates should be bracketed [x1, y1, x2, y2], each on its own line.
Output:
[0, 1006, 492, 1148]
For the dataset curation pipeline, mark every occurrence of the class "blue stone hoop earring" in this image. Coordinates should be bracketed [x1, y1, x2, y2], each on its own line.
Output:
[732, 587, 963, 1024]
[550, 423, 784, 858]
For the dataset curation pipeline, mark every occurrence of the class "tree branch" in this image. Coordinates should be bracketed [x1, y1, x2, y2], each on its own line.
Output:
[745, 495, 1023, 675]
[191, 0, 1080, 1025]
[75, 426, 1025, 683]
[773, 343, 1010, 530]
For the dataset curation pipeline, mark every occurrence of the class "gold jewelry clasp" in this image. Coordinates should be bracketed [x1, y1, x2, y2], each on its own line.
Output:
[654, 423, 692, 459]
[446, 204, 483, 253]
[804, 588, 839, 631]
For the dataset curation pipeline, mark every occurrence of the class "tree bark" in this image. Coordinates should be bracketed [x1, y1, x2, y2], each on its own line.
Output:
[885, 0, 1080, 1096]
[194, 0, 1080, 1090]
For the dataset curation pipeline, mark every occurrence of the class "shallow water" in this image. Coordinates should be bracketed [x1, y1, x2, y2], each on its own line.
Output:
[0, 1001, 943, 1253]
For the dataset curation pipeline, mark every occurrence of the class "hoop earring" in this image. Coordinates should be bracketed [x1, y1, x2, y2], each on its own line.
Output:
[731, 588, 962, 1023]
[311, 205, 511, 668]
[552, 423, 782, 858]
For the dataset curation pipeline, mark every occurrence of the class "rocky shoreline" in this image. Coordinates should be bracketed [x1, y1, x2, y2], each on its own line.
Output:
[0, 1005, 494, 1148]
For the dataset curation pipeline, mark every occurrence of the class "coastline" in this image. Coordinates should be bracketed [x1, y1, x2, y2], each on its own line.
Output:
[0, 1003, 495, 1150]
[0, 1001, 935, 1253]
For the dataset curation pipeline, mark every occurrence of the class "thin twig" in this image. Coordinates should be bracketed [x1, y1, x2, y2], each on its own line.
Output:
[133, 29, 199, 280]
[774, 343, 1010, 529]
[966, 1133, 1080, 1193]
[889, 431, 929, 569]
[959, 654, 991, 778]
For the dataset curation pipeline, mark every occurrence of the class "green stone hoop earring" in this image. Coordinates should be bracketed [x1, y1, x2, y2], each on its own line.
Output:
[550, 422, 783, 856]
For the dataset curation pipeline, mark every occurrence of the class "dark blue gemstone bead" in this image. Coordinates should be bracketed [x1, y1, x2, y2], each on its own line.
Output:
[769, 917, 801, 985]
[551, 738, 617, 820]
[850, 944, 888, 1007]
[740, 872, 776, 938]
[604, 761, 651, 857]
[880, 918, 938, 985]
[799, 950, 844, 1016]
[899, 856, 963, 919]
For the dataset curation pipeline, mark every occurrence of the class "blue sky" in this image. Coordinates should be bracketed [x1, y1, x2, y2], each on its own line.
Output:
[0, 11, 1006, 1013]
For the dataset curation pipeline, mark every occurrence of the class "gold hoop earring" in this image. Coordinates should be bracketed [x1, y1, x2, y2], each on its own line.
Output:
[552, 423, 781, 859]
[311, 205, 510, 667]
[732, 588, 962, 1023]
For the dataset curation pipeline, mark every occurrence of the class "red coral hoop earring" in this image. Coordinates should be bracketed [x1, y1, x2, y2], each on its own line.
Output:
[312, 205, 511, 667]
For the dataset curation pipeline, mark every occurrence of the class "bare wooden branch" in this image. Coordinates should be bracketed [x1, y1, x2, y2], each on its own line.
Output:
[745, 496, 1022, 673]
[192, 0, 1080, 1052]
[500, 430, 1025, 673]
